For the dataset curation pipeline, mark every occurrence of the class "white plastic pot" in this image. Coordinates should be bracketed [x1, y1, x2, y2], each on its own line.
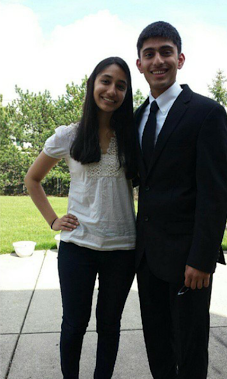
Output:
[13, 241, 36, 258]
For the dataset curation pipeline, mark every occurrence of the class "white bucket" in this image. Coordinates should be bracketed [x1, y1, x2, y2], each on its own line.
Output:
[13, 241, 36, 258]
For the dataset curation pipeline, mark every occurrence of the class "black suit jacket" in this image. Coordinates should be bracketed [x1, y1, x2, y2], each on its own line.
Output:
[135, 85, 227, 283]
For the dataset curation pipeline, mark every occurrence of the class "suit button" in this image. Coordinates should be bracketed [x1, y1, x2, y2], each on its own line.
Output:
[145, 186, 150, 191]
[144, 216, 149, 222]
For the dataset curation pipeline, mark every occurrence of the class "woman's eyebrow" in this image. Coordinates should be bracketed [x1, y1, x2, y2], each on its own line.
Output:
[100, 74, 127, 85]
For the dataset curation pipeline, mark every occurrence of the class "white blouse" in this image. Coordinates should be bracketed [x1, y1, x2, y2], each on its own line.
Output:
[43, 124, 136, 251]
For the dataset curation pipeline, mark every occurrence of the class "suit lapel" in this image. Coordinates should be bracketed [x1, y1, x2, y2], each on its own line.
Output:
[146, 85, 192, 175]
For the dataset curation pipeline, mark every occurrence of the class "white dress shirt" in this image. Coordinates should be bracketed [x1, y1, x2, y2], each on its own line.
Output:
[43, 124, 136, 251]
[138, 82, 183, 146]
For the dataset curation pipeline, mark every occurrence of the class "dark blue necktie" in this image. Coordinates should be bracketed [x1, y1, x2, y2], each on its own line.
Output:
[142, 101, 159, 168]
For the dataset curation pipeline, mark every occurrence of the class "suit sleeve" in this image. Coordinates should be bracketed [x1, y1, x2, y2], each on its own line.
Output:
[186, 103, 227, 273]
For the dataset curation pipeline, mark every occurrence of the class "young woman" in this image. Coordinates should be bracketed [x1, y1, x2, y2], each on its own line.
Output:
[25, 57, 137, 379]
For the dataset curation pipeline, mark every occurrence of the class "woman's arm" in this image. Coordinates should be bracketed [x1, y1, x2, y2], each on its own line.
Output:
[24, 152, 79, 231]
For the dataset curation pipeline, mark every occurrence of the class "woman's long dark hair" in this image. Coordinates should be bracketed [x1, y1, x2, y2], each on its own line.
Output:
[70, 57, 137, 179]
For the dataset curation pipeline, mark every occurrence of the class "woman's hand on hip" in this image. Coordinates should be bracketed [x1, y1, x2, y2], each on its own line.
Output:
[51, 214, 79, 231]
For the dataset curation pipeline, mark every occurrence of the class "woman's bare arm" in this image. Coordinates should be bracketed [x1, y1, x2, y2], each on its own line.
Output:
[24, 152, 79, 231]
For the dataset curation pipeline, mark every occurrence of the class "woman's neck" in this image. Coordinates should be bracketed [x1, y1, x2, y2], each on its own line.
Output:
[97, 111, 115, 154]
[97, 110, 113, 131]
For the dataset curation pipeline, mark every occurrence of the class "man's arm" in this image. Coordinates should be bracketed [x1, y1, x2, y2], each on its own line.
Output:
[25, 152, 79, 231]
[186, 103, 227, 283]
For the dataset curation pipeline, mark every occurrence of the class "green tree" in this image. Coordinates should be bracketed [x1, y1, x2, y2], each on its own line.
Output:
[208, 69, 227, 107]
[0, 94, 11, 147]
[54, 78, 87, 125]
[0, 95, 4, 121]
[0, 79, 87, 195]
[133, 89, 146, 111]
[0, 96, 29, 194]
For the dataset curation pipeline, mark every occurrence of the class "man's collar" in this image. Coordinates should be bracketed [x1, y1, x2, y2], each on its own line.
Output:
[149, 82, 183, 115]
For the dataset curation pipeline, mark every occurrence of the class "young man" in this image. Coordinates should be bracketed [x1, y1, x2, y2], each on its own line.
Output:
[135, 21, 227, 379]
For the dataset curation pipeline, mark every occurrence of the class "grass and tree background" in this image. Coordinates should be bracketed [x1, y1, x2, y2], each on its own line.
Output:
[0, 70, 226, 254]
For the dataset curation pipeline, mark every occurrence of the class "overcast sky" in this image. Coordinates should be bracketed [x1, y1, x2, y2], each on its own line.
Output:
[1, 0, 227, 105]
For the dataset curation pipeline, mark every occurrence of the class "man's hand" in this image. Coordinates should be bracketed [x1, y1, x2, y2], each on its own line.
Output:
[184, 265, 210, 290]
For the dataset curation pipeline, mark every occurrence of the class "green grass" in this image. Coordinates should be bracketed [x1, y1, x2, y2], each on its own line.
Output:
[0, 196, 68, 254]
[222, 231, 227, 251]
[0, 196, 226, 254]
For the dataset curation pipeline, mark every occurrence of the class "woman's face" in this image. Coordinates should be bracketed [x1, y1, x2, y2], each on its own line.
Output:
[93, 64, 128, 114]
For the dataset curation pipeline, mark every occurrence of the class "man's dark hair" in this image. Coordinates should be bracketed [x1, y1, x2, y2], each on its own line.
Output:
[70, 56, 137, 179]
[137, 21, 182, 57]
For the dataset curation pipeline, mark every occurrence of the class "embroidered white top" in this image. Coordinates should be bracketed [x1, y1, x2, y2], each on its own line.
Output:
[43, 124, 136, 251]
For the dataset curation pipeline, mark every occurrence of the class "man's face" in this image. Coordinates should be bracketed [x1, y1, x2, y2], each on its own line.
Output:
[136, 37, 185, 98]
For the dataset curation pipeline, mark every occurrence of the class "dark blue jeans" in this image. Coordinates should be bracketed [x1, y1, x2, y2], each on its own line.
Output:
[58, 241, 135, 379]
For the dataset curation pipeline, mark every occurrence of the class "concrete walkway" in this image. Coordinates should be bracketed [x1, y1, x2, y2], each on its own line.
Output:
[0, 249, 226, 379]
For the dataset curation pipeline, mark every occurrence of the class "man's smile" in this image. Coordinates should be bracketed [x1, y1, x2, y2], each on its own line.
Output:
[151, 69, 168, 75]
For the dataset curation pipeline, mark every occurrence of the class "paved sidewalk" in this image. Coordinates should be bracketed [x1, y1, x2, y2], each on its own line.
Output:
[0, 250, 227, 379]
